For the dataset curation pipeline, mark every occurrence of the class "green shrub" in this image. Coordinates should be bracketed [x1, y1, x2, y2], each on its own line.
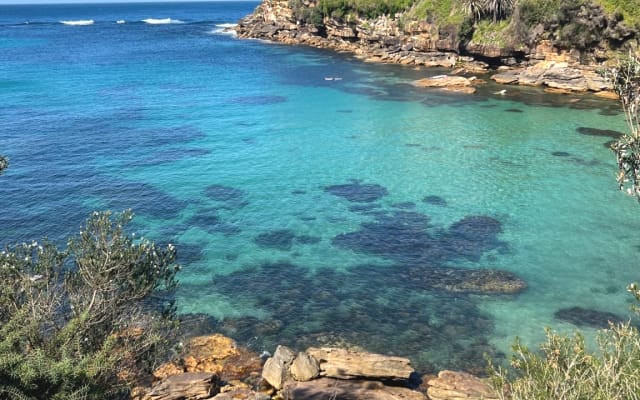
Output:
[489, 323, 640, 399]
[596, 0, 640, 29]
[318, 0, 414, 20]
[0, 210, 180, 399]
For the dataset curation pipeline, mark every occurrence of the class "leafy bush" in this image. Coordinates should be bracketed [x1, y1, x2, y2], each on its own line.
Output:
[596, 0, 640, 29]
[318, 0, 414, 20]
[602, 52, 640, 199]
[0, 210, 180, 399]
[289, 0, 324, 26]
[489, 323, 640, 399]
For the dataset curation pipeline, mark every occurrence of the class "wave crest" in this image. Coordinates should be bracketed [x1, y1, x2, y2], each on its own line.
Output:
[142, 18, 183, 25]
[60, 19, 94, 26]
[210, 22, 237, 36]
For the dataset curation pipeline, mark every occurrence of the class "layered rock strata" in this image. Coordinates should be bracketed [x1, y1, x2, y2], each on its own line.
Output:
[235, 0, 626, 94]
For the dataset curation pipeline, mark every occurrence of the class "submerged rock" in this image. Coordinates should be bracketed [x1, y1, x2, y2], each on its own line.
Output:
[255, 229, 296, 250]
[554, 306, 625, 328]
[576, 126, 624, 138]
[410, 266, 527, 295]
[422, 195, 447, 206]
[324, 180, 389, 202]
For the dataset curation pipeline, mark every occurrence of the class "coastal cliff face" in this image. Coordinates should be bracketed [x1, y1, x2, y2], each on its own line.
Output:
[236, 0, 464, 68]
[236, 0, 638, 92]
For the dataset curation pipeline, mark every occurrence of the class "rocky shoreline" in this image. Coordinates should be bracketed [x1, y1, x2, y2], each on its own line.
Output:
[134, 334, 500, 400]
[234, 0, 624, 97]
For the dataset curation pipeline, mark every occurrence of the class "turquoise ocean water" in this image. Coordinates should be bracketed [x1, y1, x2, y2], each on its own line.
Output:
[1, 1, 639, 373]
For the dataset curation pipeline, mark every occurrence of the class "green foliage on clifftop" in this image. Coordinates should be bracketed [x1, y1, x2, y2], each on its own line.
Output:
[318, 0, 413, 20]
[293, 0, 637, 56]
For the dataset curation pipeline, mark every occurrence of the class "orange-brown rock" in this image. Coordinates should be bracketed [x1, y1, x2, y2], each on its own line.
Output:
[151, 334, 262, 385]
[182, 335, 263, 382]
[594, 90, 619, 100]
[426, 370, 499, 400]
[153, 362, 187, 380]
[413, 75, 476, 94]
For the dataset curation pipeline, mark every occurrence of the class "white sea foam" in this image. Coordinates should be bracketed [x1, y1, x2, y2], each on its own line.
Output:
[142, 18, 183, 25]
[210, 22, 237, 36]
[116, 19, 126, 24]
[60, 19, 94, 26]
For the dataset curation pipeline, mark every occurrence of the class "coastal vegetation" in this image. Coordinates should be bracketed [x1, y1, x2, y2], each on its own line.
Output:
[0, 205, 180, 399]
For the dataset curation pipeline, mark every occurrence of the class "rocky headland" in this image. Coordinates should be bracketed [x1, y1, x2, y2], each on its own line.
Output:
[235, 0, 638, 95]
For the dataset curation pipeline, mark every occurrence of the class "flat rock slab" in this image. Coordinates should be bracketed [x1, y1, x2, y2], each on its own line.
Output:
[426, 370, 498, 400]
[284, 377, 425, 400]
[146, 372, 218, 400]
[414, 75, 472, 88]
[306, 347, 414, 380]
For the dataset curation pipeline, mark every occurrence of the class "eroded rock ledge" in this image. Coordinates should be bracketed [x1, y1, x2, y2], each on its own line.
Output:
[235, 0, 623, 95]
[134, 335, 500, 400]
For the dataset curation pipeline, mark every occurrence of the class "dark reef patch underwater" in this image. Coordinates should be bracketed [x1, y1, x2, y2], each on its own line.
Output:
[192, 180, 521, 373]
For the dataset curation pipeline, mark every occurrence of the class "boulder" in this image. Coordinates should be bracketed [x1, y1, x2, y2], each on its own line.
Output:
[594, 90, 619, 100]
[283, 377, 426, 400]
[543, 66, 588, 92]
[152, 334, 262, 384]
[491, 70, 521, 84]
[145, 372, 218, 400]
[413, 75, 476, 94]
[290, 352, 320, 381]
[518, 61, 552, 86]
[183, 334, 262, 382]
[306, 347, 414, 380]
[262, 345, 296, 389]
[426, 370, 498, 400]
[584, 70, 612, 92]
[414, 75, 472, 88]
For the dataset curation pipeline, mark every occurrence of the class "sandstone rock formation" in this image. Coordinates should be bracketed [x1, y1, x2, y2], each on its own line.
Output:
[236, 0, 632, 96]
[426, 370, 499, 400]
[413, 75, 477, 94]
[261, 345, 296, 389]
[146, 372, 218, 400]
[306, 347, 414, 380]
[282, 377, 426, 400]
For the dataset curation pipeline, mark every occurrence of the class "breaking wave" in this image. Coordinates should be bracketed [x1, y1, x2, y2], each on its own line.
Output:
[60, 20, 94, 26]
[210, 22, 237, 36]
[141, 18, 184, 25]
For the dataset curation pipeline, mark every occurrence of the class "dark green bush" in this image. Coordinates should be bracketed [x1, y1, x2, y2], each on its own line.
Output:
[0, 210, 180, 399]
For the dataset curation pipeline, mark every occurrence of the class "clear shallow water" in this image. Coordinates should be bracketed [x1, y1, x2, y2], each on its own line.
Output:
[1, 1, 638, 374]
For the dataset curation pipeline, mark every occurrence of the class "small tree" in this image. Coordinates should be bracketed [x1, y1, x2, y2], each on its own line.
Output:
[605, 52, 640, 199]
[0, 210, 180, 399]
